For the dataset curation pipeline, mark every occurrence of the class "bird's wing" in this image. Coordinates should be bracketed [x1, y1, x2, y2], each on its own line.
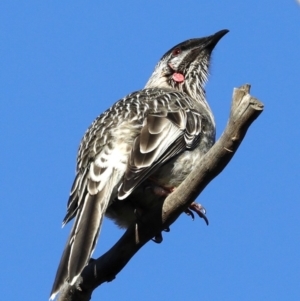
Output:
[118, 95, 203, 199]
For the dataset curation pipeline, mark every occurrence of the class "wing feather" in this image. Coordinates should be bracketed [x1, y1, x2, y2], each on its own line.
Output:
[118, 105, 202, 199]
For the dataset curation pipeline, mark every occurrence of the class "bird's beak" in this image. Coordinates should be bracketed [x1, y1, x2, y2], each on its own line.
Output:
[202, 29, 229, 52]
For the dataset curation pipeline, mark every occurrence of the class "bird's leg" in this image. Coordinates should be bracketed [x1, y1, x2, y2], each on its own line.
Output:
[133, 207, 165, 244]
[133, 208, 144, 244]
[135, 222, 140, 244]
[141, 179, 172, 242]
[148, 178, 209, 226]
[185, 202, 209, 225]
[147, 177, 175, 197]
[152, 184, 175, 197]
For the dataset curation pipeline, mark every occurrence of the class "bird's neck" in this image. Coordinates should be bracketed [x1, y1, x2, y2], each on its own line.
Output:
[145, 65, 214, 123]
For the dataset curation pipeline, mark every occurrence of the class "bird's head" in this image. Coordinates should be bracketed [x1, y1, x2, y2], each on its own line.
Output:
[145, 29, 229, 102]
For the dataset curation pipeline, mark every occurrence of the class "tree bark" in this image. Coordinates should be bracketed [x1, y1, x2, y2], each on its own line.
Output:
[57, 84, 264, 301]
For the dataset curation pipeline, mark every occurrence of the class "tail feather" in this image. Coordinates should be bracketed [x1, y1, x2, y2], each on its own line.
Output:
[50, 230, 72, 300]
[68, 193, 104, 284]
[50, 172, 117, 300]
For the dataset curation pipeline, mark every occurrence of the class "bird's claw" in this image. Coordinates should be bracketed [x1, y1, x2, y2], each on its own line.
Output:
[151, 227, 170, 243]
[185, 202, 209, 225]
[185, 208, 195, 220]
[152, 232, 163, 243]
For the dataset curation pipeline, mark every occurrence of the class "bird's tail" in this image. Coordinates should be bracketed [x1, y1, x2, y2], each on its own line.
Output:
[50, 172, 117, 300]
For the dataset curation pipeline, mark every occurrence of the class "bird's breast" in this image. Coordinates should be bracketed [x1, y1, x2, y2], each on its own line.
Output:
[152, 146, 208, 188]
[106, 131, 214, 229]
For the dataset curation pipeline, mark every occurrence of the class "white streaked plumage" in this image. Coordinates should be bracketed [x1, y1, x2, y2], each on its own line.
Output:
[50, 29, 229, 300]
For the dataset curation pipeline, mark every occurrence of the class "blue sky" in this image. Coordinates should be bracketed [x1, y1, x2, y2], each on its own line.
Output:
[1, 1, 299, 300]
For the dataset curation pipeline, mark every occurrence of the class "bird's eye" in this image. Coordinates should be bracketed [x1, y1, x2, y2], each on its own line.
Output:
[172, 48, 181, 56]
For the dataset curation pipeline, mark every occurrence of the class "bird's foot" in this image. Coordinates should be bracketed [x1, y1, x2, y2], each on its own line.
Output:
[185, 202, 209, 225]
[134, 208, 170, 243]
[152, 232, 163, 243]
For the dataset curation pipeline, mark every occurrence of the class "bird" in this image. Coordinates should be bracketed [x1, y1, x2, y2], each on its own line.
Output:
[50, 29, 229, 300]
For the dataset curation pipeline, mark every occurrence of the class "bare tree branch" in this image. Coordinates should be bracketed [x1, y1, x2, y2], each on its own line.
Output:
[57, 84, 264, 301]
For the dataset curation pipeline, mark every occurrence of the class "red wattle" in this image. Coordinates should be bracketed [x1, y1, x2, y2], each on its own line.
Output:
[172, 73, 185, 83]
